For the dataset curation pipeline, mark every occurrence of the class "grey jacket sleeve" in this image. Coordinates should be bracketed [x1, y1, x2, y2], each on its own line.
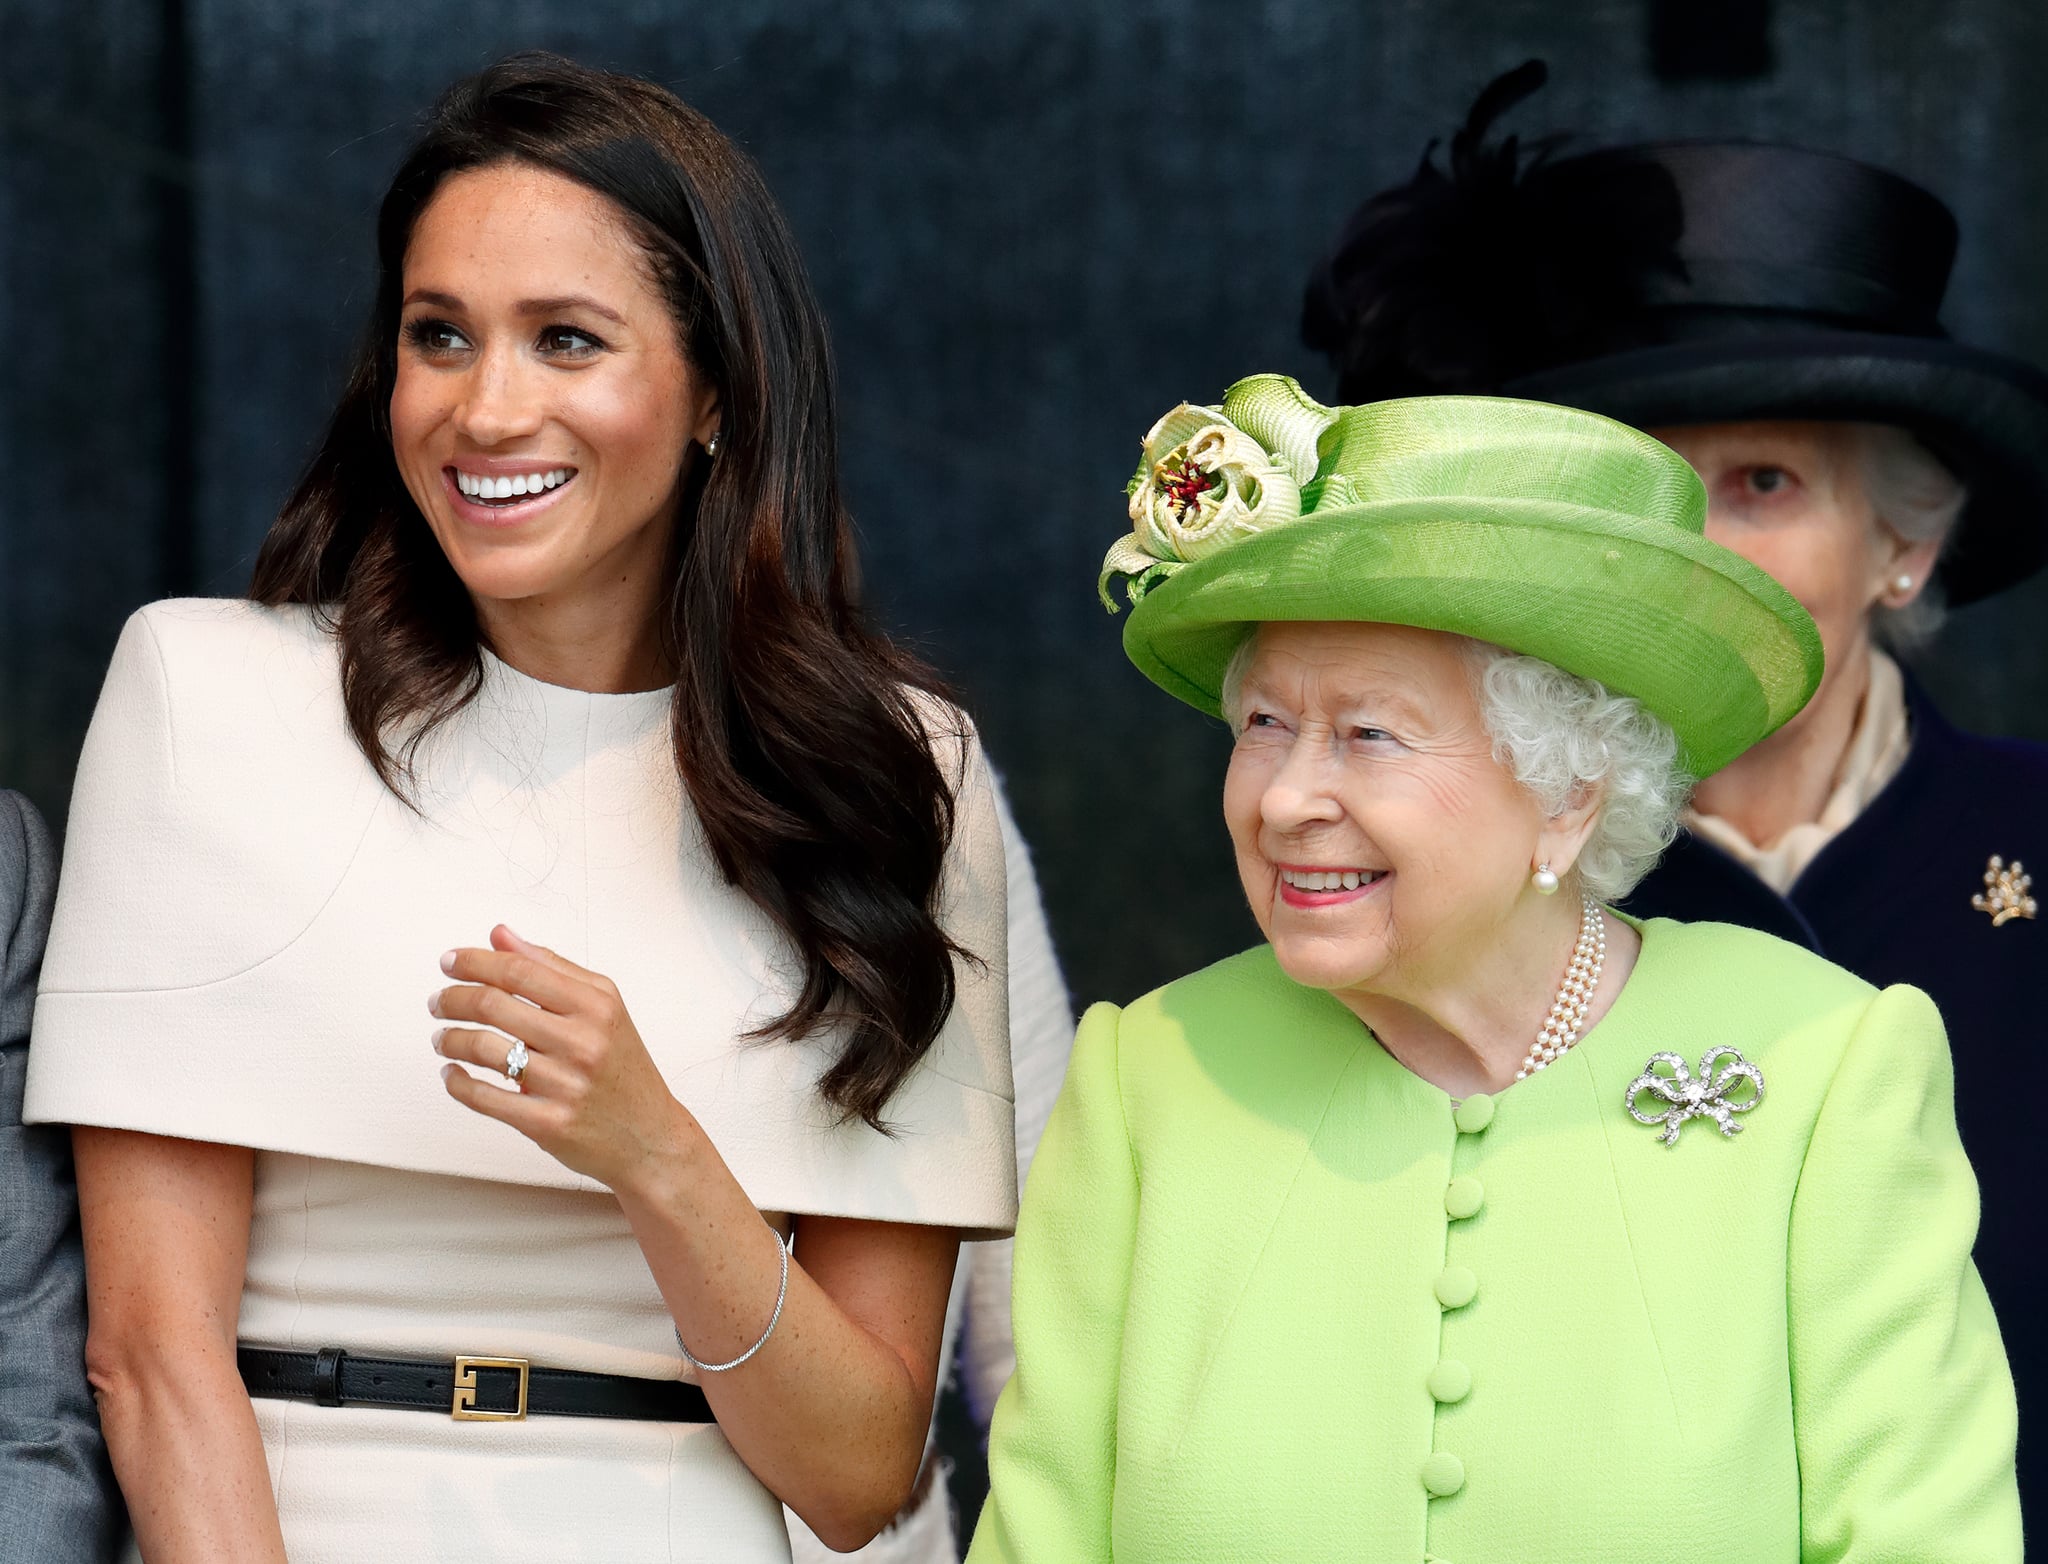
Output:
[958, 772, 1075, 1432]
[0, 790, 123, 1561]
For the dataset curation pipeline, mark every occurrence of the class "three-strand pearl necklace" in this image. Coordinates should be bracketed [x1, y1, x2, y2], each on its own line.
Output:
[1515, 893, 1607, 1081]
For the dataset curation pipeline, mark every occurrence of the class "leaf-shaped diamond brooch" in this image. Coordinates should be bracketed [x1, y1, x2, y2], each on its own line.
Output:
[1626, 1048, 1765, 1147]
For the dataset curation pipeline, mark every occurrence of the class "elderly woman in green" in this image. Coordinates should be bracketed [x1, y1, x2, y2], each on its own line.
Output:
[968, 381, 2019, 1563]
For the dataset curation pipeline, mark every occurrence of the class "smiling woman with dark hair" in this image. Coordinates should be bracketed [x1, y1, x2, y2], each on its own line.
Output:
[25, 54, 1015, 1563]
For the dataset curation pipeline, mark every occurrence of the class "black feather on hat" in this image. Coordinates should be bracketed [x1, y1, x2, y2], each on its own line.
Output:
[1301, 61, 1685, 405]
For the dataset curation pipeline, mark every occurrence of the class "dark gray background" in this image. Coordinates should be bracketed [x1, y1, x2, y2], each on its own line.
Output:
[7, 0, 2047, 1014]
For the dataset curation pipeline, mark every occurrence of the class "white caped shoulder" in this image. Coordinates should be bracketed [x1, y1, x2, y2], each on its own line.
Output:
[38, 599, 374, 997]
[26, 611, 1020, 1229]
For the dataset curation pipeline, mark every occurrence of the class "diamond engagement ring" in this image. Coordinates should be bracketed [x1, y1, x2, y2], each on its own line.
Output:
[503, 1039, 530, 1084]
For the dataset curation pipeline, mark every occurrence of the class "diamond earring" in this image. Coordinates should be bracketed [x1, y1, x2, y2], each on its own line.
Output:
[1532, 862, 1560, 895]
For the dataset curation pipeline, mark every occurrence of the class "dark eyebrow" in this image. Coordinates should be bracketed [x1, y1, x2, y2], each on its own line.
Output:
[400, 288, 627, 326]
[517, 293, 628, 326]
[402, 289, 464, 313]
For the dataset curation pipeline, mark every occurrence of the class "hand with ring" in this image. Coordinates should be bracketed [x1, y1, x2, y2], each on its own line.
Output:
[430, 925, 689, 1192]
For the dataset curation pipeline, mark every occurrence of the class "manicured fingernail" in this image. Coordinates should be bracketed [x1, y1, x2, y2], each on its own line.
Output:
[427, 990, 444, 1018]
[431, 1028, 448, 1055]
[440, 1062, 460, 1084]
[442, 950, 462, 974]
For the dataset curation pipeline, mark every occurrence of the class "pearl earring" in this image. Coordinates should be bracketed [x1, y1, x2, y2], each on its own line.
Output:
[705, 429, 723, 460]
[1892, 573, 1914, 594]
[1532, 862, 1560, 896]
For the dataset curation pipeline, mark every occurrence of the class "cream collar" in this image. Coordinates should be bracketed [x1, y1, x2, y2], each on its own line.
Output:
[1684, 650, 1910, 894]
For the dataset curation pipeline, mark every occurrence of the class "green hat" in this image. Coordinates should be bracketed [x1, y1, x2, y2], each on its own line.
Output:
[1101, 376, 1822, 777]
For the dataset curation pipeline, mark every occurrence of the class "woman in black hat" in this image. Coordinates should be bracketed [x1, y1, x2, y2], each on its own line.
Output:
[1305, 59, 2048, 1525]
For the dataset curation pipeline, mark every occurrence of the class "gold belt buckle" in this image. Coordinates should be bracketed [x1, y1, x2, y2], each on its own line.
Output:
[451, 1355, 530, 1421]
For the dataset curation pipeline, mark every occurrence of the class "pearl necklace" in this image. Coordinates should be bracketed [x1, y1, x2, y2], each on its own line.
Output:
[1515, 893, 1607, 1081]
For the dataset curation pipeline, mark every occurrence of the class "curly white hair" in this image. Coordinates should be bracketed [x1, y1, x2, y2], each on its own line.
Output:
[1464, 645, 1690, 900]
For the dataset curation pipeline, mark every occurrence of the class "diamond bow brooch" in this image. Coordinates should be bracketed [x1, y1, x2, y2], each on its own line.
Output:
[1626, 1048, 1765, 1148]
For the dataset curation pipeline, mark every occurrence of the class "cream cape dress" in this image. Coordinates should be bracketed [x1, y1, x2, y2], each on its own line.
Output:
[25, 599, 1018, 1564]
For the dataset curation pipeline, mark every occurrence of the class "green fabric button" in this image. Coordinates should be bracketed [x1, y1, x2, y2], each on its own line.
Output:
[1427, 1358, 1472, 1404]
[1444, 1176, 1485, 1220]
[1453, 1093, 1495, 1133]
[1420, 1452, 1466, 1497]
[1434, 1265, 1477, 1309]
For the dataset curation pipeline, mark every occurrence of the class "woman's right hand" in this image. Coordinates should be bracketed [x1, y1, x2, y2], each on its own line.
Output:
[73, 1127, 287, 1563]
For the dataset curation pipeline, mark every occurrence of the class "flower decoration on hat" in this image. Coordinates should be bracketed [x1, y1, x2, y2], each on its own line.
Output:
[1100, 374, 1349, 609]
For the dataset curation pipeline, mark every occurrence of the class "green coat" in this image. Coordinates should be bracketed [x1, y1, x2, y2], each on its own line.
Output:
[969, 919, 2020, 1563]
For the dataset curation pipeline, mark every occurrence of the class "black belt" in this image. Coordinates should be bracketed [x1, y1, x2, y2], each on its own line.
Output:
[238, 1345, 715, 1424]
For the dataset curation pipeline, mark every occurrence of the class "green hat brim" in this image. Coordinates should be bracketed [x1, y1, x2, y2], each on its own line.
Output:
[1123, 497, 1824, 777]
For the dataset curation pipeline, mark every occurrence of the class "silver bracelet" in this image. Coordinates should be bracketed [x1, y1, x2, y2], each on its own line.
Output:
[675, 1225, 793, 1374]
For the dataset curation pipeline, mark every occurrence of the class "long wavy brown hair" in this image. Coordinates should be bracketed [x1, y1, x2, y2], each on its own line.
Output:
[251, 53, 963, 1128]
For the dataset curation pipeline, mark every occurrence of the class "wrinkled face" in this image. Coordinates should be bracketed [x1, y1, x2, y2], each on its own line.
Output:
[1649, 422, 1903, 686]
[1223, 621, 1550, 1002]
[390, 162, 717, 614]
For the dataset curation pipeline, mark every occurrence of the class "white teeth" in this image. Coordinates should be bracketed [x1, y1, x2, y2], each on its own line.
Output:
[1282, 868, 1378, 892]
[455, 467, 575, 501]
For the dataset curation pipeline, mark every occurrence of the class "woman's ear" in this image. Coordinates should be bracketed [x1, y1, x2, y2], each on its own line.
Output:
[1873, 524, 1944, 610]
[690, 383, 723, 452]
[1534, 781, 1604, 883]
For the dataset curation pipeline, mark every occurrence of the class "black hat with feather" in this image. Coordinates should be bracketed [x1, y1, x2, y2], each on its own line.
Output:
[1302, 60, 2048, 604]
